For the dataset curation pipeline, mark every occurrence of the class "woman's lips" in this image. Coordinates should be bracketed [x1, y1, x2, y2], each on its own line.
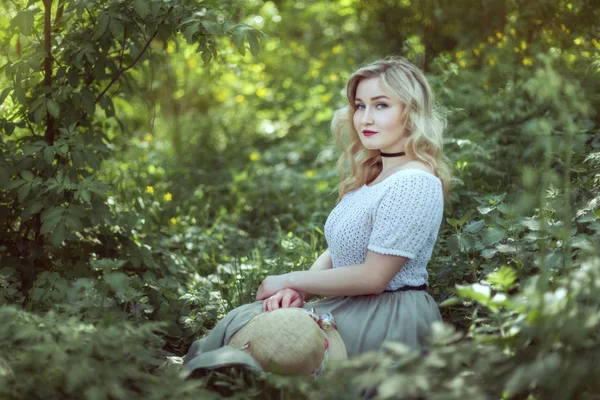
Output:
[363, 130, 377, 136]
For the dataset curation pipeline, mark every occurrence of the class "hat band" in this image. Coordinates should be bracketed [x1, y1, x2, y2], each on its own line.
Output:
[304, 308, 337, 379]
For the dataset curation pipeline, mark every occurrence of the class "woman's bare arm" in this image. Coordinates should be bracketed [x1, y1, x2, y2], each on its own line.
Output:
[300, 248, 333, 301]
[286, 250, 407, 297]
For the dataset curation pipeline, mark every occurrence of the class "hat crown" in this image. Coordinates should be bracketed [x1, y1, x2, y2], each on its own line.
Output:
[228, 308, 347, 377]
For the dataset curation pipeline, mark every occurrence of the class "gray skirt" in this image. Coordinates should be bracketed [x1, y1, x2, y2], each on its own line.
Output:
[184, 290, 441, 372]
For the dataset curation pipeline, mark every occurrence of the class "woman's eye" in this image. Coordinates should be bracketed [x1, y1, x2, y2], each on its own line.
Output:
[355, 104, 365, 110]
[376, 103, 388, 109]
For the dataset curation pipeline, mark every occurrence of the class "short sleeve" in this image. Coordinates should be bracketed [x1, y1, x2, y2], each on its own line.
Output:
[367, 174, 443, 259]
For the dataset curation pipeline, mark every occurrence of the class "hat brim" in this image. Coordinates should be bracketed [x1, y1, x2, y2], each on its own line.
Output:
[184, 345, 263, 376]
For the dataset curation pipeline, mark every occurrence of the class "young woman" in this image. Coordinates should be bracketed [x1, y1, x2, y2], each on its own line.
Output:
[184, 56, 451, 370]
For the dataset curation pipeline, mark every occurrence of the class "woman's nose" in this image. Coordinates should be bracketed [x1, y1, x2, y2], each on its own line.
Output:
[361, 108, 373, 124]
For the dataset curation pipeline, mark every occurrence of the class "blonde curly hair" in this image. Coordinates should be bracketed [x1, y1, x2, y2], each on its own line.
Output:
[331, 57, 452, 200]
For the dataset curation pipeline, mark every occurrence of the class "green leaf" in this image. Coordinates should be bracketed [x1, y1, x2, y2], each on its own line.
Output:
[81, 88, 96, 115]
[439, 297, 462, 307]
[21, 171, 34, 181]
[456, 283, 491, 304]
[91, 259, 127, 271]
[109, 19, 124, 40]
[40, 213, 63, 235]
[80, 190, 91, 202]
[94, 12, 110, 40]
[248, 31, 260, 56]
[13, 77, 26, 104]
[0, 87, 12, 105]
[22, 200, 44, 220]
[482, 228, 506, 246]
[49, 222, 66, 247]
[46, 98, 60, 118]
[476, 205, 494, 215]
[33, 102, 47, 124]
[104, 272, 130, 292]
[486, 266, 517, 291]
[446, 234, 460, 252]
[134, 0, 150, 19]
[5, 179, 25, 190]
[17, 183, 32, 202]
[67, 68, 79, 87]
[66, 213, 84, 232]
[463, 220, 485, 233]
[43, 146, 55, 164]
[184, 22, 200, 44]
[11, 10, 36, 35]
[41, 206, 65, 224]
[232, 25, 248, 56]
[201, 20, 220, 35]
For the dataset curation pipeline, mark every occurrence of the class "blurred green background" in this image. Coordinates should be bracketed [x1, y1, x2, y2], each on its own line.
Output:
[1, 0, 600, 398]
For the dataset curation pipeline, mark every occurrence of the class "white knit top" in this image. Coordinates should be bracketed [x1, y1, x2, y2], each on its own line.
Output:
[324, 169, 444, 291]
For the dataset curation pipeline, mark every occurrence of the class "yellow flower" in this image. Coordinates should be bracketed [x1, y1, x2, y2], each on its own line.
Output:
[329, 73, 339, 82]
[256, 88, 266, 98]
[332, 44, 343, 54]
[164, 192, 172, 201]
[249, 151, 261, 162]
[187, 58, 197, 68]
[514, 47, 520, 54]
[235, 95, 245, 103]
[320, 93, 332, 103]
[487, 36, 495, 44]
[144, 134, 153, 142]
[509, 28, 516, 36]
[495, 32, 503, 39]
[455, 50, 466, 59]
[146, 186, 154, 194]
[574, 37, 583, 45]
[473, 48, 481, 56]
[167, 42, 175, 54]
[170, 217, 177, 225]
[521, 41, 527, 50]
[215, 89, 229, 102]
[304, 170, 315, 178]
[459, 60, 466, 68]
[522, 57, 533, 66]
[488, 57, 496, 66]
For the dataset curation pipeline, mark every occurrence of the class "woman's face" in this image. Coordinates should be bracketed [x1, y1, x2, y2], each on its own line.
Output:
[352, 77, 407, 153]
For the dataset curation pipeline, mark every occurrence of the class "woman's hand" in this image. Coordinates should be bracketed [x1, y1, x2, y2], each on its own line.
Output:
[262, 288, 304, 312]
[255, 274, 289, 301]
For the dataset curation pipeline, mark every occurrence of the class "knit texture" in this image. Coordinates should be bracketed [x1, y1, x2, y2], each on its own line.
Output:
[324, 169, 444, 290]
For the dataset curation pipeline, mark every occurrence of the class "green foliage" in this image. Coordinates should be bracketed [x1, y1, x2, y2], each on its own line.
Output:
[0, 306, 212, 400]
[1, 0, 600, 398]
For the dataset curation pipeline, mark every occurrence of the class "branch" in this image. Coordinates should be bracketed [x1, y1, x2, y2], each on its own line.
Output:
[53, 0, 65, 27]
[95, 6, 174, 104]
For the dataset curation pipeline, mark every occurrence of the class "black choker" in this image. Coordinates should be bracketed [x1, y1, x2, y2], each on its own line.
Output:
[380, 151, 406, 157]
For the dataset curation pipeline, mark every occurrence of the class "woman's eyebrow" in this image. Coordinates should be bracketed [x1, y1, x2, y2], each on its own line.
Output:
[354, 95, 390, 102]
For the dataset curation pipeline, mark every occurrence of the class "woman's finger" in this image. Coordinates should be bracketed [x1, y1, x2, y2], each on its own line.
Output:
[290, 297, 304, 308]
[281, 291, 294, 308]
[267, 296, 279, 312]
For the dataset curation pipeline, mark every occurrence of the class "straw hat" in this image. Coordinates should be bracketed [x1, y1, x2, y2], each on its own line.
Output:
[227, 308, 347, 378]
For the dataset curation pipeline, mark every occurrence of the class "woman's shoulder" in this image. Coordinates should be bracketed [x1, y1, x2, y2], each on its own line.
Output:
[397, 160, 434, 175]
[386, 162, 441, 187]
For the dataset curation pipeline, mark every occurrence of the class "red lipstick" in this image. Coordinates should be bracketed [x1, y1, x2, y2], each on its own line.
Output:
[363, 130, 377, 136]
